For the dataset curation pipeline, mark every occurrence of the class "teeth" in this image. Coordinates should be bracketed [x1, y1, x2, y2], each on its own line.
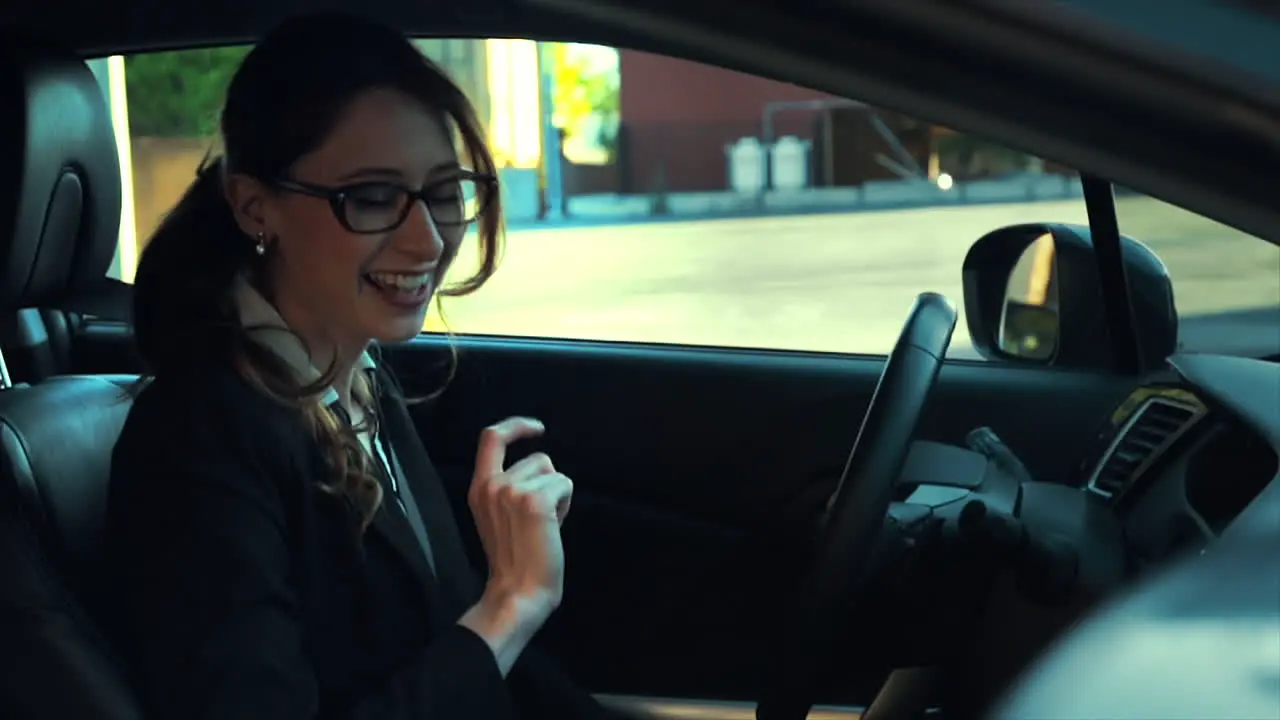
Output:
[368, 272, 430, 291]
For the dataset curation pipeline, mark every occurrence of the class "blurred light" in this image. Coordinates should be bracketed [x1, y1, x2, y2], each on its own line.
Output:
[90, 55, 137, 282]
[936, 172, 954, 191]
[485, 39, 542, 168]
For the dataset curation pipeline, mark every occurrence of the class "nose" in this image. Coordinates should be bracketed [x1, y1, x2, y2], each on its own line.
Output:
[396, 198, 445, 263]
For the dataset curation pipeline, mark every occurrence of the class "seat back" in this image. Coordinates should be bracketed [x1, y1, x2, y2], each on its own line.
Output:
[0, 307, 77, 384]
[0, 27, 144, 720]
[2, 376, 135, 610]
[0, 34, 121, 311]
[0, 377, 140, 720]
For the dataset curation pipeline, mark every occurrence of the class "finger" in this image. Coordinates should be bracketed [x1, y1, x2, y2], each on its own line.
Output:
[502, 452, 556, 485]
[511, 472, 573, 519]
[549, 474, 573, 525]
[474, 416, 545, 480]
[470, 453, 552, 519]
[556, 494, 572, 526]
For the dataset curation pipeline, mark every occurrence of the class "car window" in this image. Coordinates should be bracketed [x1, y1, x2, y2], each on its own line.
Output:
[1115, 193, 1280, 357]
[97, 41, 1109, 360]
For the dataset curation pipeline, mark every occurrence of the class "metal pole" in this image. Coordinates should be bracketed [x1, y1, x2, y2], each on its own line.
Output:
[538, 43, 565, 221]
[759, 98, 874, 193]
[866, 111, 923, 178]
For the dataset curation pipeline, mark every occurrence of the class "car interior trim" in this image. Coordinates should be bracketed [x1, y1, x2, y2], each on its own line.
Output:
[1084, 396, 1207, 499]
[1079, 174, 1143, 374]
[593, 694, 865, 719]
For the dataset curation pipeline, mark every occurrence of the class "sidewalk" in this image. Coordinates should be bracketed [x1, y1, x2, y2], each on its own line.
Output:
[504, 173, 1085, 231]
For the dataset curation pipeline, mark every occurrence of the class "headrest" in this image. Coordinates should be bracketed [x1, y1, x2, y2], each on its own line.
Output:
[0, 30, 121, 311]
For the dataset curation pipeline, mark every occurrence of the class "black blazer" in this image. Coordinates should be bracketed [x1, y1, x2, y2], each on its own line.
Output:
[105, 356, 616, 720]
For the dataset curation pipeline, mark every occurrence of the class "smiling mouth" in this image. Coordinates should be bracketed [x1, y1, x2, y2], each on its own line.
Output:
[363, 271, 432, 292]
[361, 271, 434, 308]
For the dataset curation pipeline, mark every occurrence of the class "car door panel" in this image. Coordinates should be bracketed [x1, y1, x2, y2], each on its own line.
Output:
[379, 335, 1138, 700]
[69, 323, 1139, 701]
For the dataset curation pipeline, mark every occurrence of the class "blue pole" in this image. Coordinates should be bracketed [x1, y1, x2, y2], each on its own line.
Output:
[538, 43, 565, 221]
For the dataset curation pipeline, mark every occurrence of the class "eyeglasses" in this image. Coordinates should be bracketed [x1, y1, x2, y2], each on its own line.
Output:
[274, 170, 498, 234]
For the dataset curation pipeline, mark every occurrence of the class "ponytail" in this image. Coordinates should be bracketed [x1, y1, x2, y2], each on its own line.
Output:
[129, 157, 387, 530]
[132, 157, 251, 376]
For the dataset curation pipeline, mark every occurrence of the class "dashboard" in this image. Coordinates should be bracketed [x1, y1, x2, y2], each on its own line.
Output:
[991, 361, 1280, 720]
[894, 352, 1277, 607]
[881, 351, 1278, 712]
[1074, 354, 1280, 569]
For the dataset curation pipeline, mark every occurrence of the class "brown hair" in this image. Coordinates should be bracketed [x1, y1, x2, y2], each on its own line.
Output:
[130, 12, 501, 530]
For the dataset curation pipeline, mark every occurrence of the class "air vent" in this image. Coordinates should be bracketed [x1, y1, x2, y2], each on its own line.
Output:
[1088, 398, 1200, 498]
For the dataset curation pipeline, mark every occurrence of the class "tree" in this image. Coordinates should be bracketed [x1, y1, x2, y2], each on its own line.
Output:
[551, 44, 621, 159]
[124, 46, 250, 138]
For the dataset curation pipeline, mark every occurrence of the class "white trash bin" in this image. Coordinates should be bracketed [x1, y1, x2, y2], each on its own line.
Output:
[726, 137, 766, 194]
[770, 135, 811, 191]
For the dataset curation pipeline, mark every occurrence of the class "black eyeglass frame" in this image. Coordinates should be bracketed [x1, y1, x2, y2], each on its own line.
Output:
[274, 169, 499, 234]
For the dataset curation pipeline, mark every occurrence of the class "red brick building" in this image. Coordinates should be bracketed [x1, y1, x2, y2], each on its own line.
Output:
[598, 49, 1064, 197]
[616, 50, 832, 193]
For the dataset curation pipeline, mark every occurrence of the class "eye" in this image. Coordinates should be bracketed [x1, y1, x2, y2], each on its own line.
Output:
[429, 190, 462, 203]
[425, 181, 464, 203]
[344, 183, 404, 210]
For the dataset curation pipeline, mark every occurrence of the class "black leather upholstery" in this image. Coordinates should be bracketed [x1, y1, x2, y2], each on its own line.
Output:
[0, 307, 75, 383]
[0, 27, 121, 385]
[2, 376, 134, 606]
[0, 377, 140, 720]
[0, 29, 143, 720]
[0, 31, 121, 310]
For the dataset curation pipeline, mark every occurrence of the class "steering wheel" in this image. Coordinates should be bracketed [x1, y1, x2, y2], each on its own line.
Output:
[756, 292, 957, 720]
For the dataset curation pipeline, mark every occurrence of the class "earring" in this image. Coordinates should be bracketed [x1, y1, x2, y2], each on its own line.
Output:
[254, 231, 268, 256]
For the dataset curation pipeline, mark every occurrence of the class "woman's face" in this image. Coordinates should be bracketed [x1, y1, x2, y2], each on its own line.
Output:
[230, 87, 466, 362]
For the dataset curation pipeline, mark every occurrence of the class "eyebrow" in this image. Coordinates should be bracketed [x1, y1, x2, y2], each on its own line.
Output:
[337, 161, 462, 183]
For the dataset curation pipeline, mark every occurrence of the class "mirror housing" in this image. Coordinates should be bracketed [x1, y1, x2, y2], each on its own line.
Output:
[962, 223, 1178, 370]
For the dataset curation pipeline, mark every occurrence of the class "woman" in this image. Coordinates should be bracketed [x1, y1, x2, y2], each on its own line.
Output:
[106, 12, 618, 720]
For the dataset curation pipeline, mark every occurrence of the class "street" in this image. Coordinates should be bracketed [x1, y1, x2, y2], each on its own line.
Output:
[434, 196, 1280, 356]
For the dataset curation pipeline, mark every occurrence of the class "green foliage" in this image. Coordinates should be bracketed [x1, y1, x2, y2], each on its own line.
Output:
[124, 46, 251, 138]
[552, 45, 621, 159]
[581, 70, 619, 118]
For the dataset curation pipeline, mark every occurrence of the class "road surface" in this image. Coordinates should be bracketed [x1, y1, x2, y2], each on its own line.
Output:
[433, 196, 1279, 357]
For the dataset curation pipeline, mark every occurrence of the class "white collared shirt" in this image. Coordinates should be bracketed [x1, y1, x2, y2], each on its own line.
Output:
[231, 276, 400, 501]
[231, 278, 439, 574]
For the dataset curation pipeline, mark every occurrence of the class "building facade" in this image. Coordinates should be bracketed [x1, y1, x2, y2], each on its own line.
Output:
[617, 50, 832, 193]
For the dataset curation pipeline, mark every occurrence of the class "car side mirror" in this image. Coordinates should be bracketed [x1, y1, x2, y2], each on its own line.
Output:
[962, 223, 1179, 370]
[998, 232, 1060, 360]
